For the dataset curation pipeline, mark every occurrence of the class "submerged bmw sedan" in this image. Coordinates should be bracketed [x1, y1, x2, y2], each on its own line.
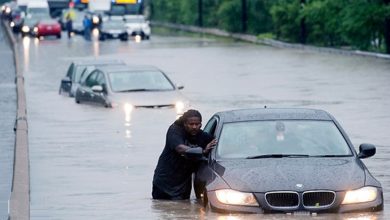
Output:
[189, 108, 383, 214]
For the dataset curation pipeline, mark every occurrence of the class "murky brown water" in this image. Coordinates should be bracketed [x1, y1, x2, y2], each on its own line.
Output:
[18, 32, 390, 219]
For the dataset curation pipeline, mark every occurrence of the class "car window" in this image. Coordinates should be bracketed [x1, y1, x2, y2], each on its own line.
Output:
[217, 120, 352, 159]
[66, 63, 74, 78]
[79, 66, 94, 84]
[84, 71, 99, 88]
[108, 70, 175, 92]
[96, 72, 106, 85]
[204, 117, 218, 136]
[74, 65, 87, 83]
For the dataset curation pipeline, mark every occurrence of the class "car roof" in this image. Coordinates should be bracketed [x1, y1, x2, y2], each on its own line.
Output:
[95, 65, 162, 74]
[72, 59, 125, 66]
[214, 108, 334, 123]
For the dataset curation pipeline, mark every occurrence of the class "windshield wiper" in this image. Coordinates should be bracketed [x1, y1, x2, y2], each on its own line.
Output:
[117, 88, 152, 92]
[246, 154, 309, 159]
[311, 155, 350, 157]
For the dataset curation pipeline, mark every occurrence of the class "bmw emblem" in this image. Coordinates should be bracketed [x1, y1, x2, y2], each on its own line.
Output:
[296, 184, 303, 188]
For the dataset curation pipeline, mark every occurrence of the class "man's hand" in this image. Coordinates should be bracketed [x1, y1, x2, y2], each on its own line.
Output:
[203, 138, 217, 154]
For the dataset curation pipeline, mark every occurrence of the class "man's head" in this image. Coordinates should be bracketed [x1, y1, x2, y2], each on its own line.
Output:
[179, 109, 202, 136]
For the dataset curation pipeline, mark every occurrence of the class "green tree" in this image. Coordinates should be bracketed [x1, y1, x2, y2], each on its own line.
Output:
[217, 0, 242, 33]
[270, 0, 301, 42]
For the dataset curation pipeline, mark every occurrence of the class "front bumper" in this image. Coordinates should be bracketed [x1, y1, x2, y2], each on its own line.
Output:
[207, 188, 383, 214]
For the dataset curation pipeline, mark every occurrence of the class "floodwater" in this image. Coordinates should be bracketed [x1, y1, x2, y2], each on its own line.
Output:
[17, 31, 390, 219]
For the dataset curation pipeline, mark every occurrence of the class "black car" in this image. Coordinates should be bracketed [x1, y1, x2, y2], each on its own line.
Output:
[188, 108, 383, 214]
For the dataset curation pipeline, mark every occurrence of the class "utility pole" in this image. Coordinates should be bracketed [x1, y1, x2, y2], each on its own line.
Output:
[299, 0, 307, 44]
[241, 0, 247, 33]
[198, 0, 203, 27]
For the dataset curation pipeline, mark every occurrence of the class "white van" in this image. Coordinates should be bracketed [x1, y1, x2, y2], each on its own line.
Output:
[26, 0, 50, 16]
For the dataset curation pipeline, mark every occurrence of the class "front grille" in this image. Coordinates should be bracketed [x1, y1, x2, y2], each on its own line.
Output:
[302, 191, 335, 208]
[265, 192, 299, 208]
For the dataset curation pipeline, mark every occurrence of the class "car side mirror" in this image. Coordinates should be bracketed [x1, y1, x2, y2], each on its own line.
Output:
[61, 77, 71, 84]
[91, 85, 103, 93]
[358, 143, 376, 159]
[184, 147, 207, 161]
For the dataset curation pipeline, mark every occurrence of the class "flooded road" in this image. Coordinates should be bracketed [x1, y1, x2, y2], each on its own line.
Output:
[17, 31, 390, 219]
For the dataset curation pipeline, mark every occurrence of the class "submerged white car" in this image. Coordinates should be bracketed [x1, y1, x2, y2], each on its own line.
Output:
[124, 15, 150, 40]
[74, 65, 188, 115]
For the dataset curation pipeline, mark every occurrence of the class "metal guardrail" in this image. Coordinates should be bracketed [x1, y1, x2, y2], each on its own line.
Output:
[152, 21, 390, 60]
[1, 20, 30, 220]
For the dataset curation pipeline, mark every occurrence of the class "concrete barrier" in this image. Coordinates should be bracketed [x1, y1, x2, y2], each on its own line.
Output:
[1, 20, 30, 220]
[152, 21, 390, 60]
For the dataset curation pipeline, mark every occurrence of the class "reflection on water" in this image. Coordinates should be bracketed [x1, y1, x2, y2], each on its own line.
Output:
[22, 36, 30, 70]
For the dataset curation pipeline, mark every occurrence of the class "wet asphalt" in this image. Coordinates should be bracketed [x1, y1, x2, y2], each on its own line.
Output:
[3, 28, 390, 219]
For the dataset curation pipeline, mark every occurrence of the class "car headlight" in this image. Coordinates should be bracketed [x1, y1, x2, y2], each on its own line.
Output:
[33, 27, 38, 33]
[124, 103, 134, 113]
[342, 186, 378, 204]
[22, 26, 30, 33]
[92, 16, 99, 24]
[215, 189, 259, 206]
[10, 22, 15, 27]
[5, 7, 11, 14]
[175, 101, 186, 114]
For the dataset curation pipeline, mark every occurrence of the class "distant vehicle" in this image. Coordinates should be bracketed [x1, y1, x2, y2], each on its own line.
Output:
[98, 17, 128, 41]
[32, 18, 61, 38]
[7, 6, 24, 33]
[59, 59, 126, 97]
[1, 1, 17, 20]
[26, 1, 50, 16]
[21, 13, 51, 37]
[189, 108, 384, 214]
[74, 65, 188, 115]
[124, 15, 150, 40]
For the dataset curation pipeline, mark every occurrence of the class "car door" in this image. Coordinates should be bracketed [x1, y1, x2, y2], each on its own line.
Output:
[93, 72, 108, 106]
[194, 116, 220, 198]
[79, 71, 98, 103]
[60, 63, 74, 93]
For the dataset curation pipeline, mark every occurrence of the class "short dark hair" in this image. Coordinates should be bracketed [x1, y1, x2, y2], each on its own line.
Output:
[174, 109, 202, 126]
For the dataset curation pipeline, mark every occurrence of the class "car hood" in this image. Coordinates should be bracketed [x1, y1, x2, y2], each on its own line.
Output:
[109, 90, 187, 107]
[216, 157, 365, 192]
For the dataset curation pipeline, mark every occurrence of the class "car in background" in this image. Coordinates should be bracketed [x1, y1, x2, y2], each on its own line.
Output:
[98, 16, 128, 41]
[32, 18, 61, 38]
[74, 65, 188, 115]
[59, 59, 126, 97]
[21, 13, 52, 37]
[188, 108, 383, 214]
[9, 7, 24, 33]
[1, 1, 17, 20]
[124, 15, 150, 40]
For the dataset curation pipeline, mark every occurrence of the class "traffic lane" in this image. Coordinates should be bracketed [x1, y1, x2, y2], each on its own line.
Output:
[20, 34, 390, 219]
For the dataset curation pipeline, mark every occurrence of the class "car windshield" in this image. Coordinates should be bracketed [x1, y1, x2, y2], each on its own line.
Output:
[109, 70, 175, 92]
[103, 20, 125, 29]
[27, 8, 49, 15]
[217, 120, 352, 159]
[126, 17, 145, 23]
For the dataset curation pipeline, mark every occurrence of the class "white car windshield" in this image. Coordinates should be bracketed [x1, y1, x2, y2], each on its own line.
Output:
[109, 70, 175, 92]
[217, 120, 352, 159]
